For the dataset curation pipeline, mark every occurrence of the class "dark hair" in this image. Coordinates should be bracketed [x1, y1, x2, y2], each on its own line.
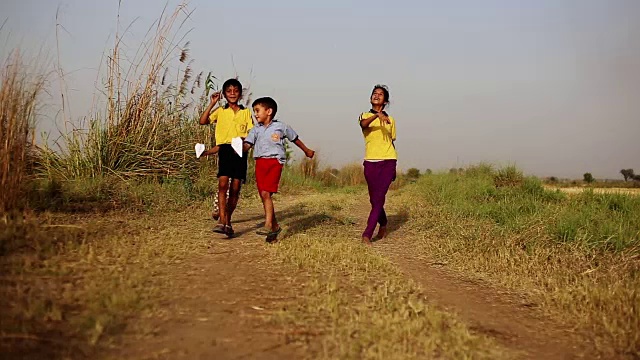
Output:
[371, 84, 390, 104]
[222, 78, 243, 98]
[252, 97, 278, 117]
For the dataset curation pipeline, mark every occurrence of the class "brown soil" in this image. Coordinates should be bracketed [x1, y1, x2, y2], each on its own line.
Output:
[104, 209, 314, 360]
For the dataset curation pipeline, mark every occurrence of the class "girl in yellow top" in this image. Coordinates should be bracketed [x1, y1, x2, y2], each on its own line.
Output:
[358, 85, 397, 245]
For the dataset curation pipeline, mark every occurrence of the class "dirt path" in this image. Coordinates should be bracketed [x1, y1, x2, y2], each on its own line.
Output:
[108, 195, 598, 359]
[106, 207, 313, 360]
[377, 242, 590, 359]
[372, 207, 596, 359]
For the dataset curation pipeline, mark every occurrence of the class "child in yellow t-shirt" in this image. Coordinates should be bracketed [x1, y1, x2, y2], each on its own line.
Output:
[199, 78, 253, 237]
[358, 84, 397, 245]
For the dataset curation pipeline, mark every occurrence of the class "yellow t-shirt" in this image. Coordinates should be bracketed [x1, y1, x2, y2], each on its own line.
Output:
[209, 105, 254, 145]
[359, 111, 397, 160]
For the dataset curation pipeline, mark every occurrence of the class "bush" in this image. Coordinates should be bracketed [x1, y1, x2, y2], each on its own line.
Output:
[465, 163, 495, 178]
[493, 165, 524, 188]
[406, 168, 420, 180]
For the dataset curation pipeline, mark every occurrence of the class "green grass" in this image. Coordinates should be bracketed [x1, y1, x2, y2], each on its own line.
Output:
[420, 169, 639, 251]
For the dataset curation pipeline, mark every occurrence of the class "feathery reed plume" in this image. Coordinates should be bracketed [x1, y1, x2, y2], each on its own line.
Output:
[179, 41, 190, 63]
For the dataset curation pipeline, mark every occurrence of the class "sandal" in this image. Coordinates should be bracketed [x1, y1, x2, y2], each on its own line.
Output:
[212, 224, 226, 234]
[256, 227, 271, 235]
[225, 225, 235, 238]
[265, 227, 282, 243]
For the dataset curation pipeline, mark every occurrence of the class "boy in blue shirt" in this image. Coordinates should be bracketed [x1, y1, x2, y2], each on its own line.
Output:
[243, 97, 315, 242]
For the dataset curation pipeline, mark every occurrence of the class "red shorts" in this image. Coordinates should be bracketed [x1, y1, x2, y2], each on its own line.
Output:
[255, 158, 283, 193]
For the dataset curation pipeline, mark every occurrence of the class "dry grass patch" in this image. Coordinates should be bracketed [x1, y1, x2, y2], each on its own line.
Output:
[0, 202, 211, 359]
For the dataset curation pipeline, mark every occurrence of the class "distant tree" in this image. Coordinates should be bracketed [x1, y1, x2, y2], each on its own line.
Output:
[620, 169, 635, 181]
[620, 169, 628, 181]
[406, 168, 421, 179]
[425, 169, 433, 175]
[583, 172, 595, 183]
[633, 174, 640, 182]
[548, 176, 558, 183]
[449, 168, 458, 174]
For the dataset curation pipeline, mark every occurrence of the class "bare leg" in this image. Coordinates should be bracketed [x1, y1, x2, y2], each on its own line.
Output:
[259, 190, 277, 230]
[227, 179, 242, 226]
[217, 176, 230, 227]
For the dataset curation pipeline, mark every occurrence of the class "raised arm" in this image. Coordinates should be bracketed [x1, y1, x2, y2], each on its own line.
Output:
[359, 113, 378, 129]
[199, 92, 221, 125]
[359, 111, 390, 128]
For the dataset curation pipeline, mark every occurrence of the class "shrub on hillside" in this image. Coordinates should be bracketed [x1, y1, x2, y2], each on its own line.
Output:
[406, 168, 420, 180]
[465, 163, 495, 178]
[493, 165, 524, 188]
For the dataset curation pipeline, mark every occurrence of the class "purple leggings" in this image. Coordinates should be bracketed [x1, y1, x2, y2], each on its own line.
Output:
[362, 160, 397, 239]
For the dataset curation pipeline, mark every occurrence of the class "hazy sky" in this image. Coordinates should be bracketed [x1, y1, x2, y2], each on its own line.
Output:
[3, 0, 639, 179]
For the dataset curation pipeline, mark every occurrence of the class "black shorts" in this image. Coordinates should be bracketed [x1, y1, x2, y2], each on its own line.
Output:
[217, 144, 248, 181]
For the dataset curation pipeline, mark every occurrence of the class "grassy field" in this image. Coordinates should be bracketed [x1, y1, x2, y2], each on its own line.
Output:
[1, 179, 506, 359]
[2, 166, 639, 358]
[2, 4, 639, 357]
[390, 166, 639, 357]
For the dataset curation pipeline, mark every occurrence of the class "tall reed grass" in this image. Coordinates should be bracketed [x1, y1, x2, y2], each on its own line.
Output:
[0, 51, 47, 215]
[36, 4, 213, 181]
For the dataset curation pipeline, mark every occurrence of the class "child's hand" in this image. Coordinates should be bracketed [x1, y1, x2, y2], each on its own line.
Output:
[210, 92, 221, 104]
[305, 149, 315, 159]
[378, 113, 390, 125]
[203, 146, 220, 157]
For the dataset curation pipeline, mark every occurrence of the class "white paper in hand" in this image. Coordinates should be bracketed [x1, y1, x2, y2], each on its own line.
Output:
[195, 143, 205, 158]
[231, 137, 243, 157]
